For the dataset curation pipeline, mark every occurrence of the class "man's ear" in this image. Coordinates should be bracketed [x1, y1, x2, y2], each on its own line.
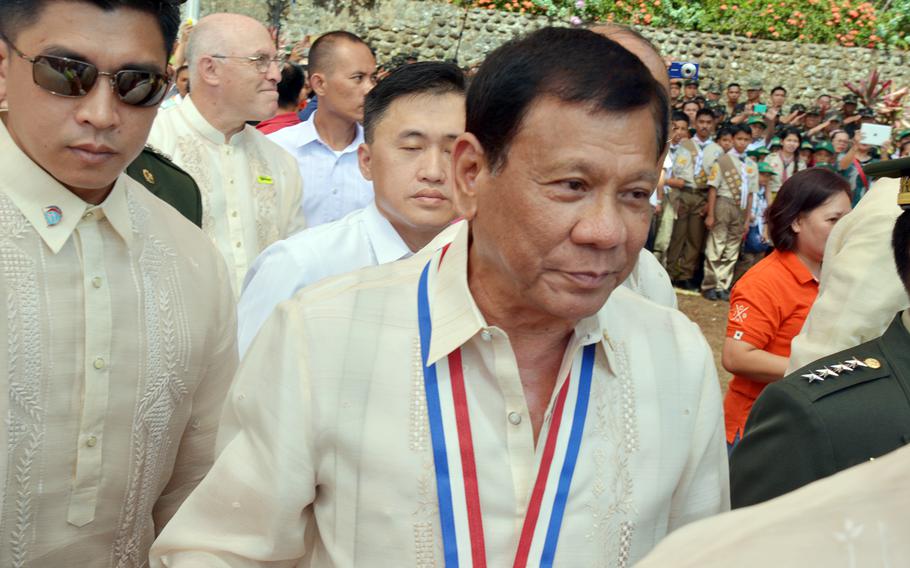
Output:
[357, 143, 373, 181]
[310, 71, 327, 98]
[195, 56, 220, 87]
[0, 43, 10, 105]
[452, 133, 486, 221]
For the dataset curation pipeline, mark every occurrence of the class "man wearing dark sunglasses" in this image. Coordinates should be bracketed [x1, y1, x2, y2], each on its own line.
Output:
[0, 1, 238, 565]
[148, 13, 305, 297]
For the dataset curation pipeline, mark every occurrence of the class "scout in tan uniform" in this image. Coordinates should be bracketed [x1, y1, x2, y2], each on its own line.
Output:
[701, 125, 758, 300]
[666, 108, 725, 288]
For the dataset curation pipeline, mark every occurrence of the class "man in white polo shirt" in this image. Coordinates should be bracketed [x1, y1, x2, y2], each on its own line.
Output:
[268, 31, 377, 227]
[238, 61, 466, 355]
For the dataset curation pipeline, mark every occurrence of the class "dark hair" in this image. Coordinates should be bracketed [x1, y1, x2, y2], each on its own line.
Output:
[766, 168, 851, 251]
[727, 82, 741, 91]
[716, 126, 735, 139]
[731, 124, 751, 137]
[308, 30, 369, 75]
[771, 86, 787, 95]
[695, 108, 714, 121]
[682, 100, 700, 111]
[0, 0, 180, 56]
[363, 61, 465, 144]
[466, 27, 669, 173]
[277, 62, 305, 108]
[893, 209, 910, 291]
[671, 111, 689, 124]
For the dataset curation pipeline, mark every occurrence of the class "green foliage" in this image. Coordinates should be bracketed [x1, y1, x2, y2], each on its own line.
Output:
[454, 0, 909, 49]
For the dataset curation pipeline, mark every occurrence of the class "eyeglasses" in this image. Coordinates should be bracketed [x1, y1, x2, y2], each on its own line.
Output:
[3, 40, 170, 107]
[210, 53, 286, 73]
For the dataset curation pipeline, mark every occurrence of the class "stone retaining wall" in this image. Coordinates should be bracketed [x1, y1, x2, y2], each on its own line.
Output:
[200, 0, 910, 104]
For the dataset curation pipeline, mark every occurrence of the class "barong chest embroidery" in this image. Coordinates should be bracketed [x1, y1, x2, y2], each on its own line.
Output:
[417, 245, 597, 567]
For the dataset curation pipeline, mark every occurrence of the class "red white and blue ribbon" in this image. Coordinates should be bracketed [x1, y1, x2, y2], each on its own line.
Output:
[417, 246, 595, 567]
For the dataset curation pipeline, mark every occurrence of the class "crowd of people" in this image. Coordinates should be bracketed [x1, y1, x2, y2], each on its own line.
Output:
[1, 0, 910, 566]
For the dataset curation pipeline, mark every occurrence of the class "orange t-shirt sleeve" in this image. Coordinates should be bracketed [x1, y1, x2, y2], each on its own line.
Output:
[726, 278, 780, 349]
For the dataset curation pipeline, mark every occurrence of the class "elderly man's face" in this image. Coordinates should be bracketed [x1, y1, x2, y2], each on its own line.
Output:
[458, 97, 659, 323]
[0, 3, 166, 196]
[215, 23, 281, 122]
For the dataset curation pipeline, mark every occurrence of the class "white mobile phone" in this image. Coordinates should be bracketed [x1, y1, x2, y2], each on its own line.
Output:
[860, 123, 892, 146]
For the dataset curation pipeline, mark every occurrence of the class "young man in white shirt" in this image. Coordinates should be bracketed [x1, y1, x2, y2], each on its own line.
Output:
[148, 13, 304, 296]
[0, 1, 238, 564]
[268, 31, 377, 227]
[151, 27, 726, 567]
[238, 61, 466, 355]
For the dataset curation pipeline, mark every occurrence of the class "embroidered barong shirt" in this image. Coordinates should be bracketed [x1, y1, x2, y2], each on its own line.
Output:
[0, 117, 239, 566]
[151, 222, 728, 567]
[148, 97, 305, 296]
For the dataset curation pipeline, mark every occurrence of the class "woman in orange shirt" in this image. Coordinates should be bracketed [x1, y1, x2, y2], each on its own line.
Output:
[722, 168, 853, 451]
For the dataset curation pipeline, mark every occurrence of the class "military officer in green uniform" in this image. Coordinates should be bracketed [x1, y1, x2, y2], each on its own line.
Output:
[729, 157, 910, 509]
[126, 145, 203, 228]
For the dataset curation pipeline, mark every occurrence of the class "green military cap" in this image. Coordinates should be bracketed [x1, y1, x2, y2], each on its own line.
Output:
[707, 82, 722, 94]
[898, 129, 910, 141]
[863, 156, 910, 210]
[768, 136, 782, 149]
[747, 115, 767, 127]
[126, 146, 203, 228]
[746, 78, 763, 91]
[813, 140, 835, 154]
[842, 94, 858, 105]
[684, 78, 699, 87]
[805, 106, 821, 116]
[757, 161, 777, 175]
[800, 140, 815, 150]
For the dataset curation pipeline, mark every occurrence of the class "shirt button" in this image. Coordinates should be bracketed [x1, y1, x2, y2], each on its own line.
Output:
[228, 179, 234, 185]
[480, 330, 492, 342]
[231, 211, 239, 218]
[82, 211, 94, 220]
[86, 436, 98, 448]
[332, 188, 338, 194]
[508, 412, 522, 426]
[93, 357, 105, 370]
[235, 241, 242, 248]
[91, 277, 103, 289]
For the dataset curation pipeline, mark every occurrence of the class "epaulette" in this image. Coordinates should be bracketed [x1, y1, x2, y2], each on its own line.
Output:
[141, 144, 178, 168]
[790, 351, 891, 403]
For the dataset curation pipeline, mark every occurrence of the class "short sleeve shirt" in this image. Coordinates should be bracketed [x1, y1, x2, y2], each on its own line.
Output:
[724, 250, 818, 440]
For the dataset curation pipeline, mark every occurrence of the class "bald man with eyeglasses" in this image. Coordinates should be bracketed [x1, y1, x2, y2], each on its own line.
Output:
[148, 13, 305, 297]
[0, 0, 239, 565]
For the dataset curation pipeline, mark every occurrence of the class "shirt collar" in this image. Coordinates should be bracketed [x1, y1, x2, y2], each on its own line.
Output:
[778, 250, 816, 285]
[179, 95, 247, 146]
[363, 202, 412, 263]
[426, 222, 611, 367]
[0, 114, 133, 253]
[294, 111, 364, 153]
